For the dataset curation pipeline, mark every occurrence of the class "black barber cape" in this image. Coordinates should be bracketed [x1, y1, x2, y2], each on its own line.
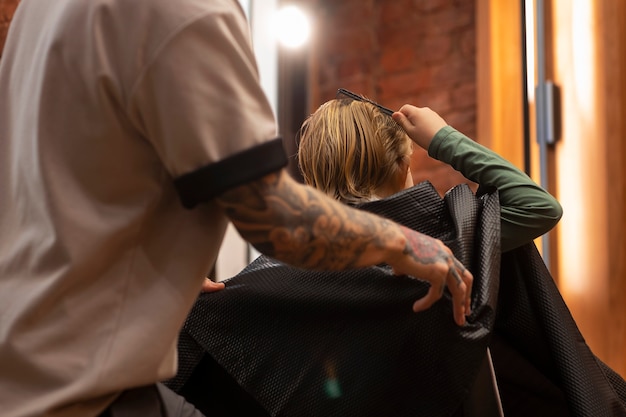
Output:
[166, 182, 626, 417]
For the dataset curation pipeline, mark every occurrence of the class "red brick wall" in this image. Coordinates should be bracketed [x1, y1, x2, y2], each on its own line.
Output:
[0, 0, 20, 59]
[309, 0, 477, 195]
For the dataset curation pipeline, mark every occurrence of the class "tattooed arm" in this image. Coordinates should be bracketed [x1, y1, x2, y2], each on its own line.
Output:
[215, 169, 473, 326]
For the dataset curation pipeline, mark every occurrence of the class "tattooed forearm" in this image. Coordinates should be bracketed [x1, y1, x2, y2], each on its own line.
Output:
[216, 171, 404, 270]
[217, 170, 473, 325]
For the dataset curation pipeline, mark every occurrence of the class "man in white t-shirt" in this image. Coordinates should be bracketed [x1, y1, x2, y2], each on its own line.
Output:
[0, 0, 472, 416]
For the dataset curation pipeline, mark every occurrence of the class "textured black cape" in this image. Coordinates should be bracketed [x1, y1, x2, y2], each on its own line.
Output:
[167, 182, 626, 417]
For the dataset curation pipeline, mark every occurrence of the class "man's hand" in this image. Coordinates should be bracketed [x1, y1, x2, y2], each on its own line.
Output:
[391, 226, 472, 326]
[201, 278, 225, 293]
[392, 105, 447, 150]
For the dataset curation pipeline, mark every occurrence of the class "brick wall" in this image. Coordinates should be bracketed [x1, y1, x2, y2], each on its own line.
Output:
[309, 0, 477, 195]
[0, 0, 20, 59]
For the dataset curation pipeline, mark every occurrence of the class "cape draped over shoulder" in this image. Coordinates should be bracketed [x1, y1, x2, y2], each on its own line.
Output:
[168, 182, 626, 417]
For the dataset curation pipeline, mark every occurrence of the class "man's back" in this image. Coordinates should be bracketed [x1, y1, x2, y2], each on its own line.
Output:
[0, 1, 280, 416]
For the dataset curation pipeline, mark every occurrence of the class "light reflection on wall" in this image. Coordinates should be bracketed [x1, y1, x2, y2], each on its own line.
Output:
[555, 0, 605, 298]
[217, 0, 281, 280]
[571, 0, 595, 121]
[525, 0, 535, 101]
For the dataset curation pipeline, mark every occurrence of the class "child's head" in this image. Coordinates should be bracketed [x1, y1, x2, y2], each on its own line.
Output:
[297, 99, 413, 204]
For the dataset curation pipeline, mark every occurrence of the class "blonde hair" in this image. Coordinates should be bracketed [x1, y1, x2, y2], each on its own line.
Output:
[297, 99, 412, 204]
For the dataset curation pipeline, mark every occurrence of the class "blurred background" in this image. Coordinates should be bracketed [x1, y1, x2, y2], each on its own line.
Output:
[1, 0, 623, 378]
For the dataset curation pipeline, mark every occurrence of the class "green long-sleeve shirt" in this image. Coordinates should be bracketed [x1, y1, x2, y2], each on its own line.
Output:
[429, 126, 563, 252]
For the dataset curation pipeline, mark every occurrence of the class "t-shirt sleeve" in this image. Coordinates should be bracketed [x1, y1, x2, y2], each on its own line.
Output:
[128, 6, 287, 208]
[428, 126, 563, 252]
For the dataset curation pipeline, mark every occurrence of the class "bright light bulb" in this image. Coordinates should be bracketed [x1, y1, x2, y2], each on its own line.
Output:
[272, 5, 311, 48]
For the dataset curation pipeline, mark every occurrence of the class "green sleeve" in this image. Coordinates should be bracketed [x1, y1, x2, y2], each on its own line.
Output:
[428, 126, 562, 252]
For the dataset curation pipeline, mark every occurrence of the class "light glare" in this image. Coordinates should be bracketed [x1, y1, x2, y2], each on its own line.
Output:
[273, 5, 310, 48]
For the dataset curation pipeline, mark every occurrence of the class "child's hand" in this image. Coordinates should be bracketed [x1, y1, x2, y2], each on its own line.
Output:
[392, 105, 448, 151]
[201, 278, 225, 293]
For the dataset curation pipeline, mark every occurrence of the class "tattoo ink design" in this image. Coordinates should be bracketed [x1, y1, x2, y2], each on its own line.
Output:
[400, 226, 441, 265]
[216, 172, 400, 271]
[400, 225, 465, 289]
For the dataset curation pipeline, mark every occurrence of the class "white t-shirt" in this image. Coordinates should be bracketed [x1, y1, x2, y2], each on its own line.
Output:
[0, 0, 286, 416]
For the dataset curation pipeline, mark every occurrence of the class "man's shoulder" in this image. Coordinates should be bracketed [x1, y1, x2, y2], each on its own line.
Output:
[57, 0, 245, 39]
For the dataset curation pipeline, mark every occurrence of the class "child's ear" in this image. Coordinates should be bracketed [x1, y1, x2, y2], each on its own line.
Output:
[397, 156, 414, 190]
